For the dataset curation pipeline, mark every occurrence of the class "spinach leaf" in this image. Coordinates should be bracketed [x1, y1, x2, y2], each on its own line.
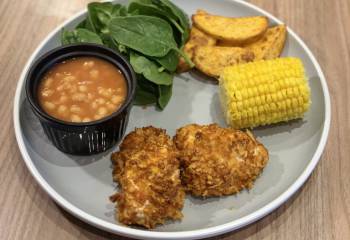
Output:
[158, 0, 190, 33]
[87, 2, 126, 34]
[87, 2, 113, 33]
[151, 0, 190, 46]
[100, 33, 129, 55]
[135, 74, 172, 109]
[134, 85, 158, 105]
[61, 28, 103, 45]
[134, 75, 158, 105]
[128, 1, 169, 19]
[76, 19, 87, 29]
[76, 19, 94, 31]
[108, 15, 178, 57]
[128, 0, 184, 36]
[130, 52, 173, 85]
[137, 74, 159, 95]
[152, 50, 179, 72]
[158, 84, 172, 109]
[118, 6, 128, 16]
[128, 9, 140, 16]
[132, 0, 152, 4]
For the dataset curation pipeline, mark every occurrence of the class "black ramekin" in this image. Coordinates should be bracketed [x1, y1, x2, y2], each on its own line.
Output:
[26, 44, 136, 155]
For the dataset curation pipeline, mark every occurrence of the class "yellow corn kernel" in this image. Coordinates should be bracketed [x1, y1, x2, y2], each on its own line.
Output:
[219, 57, 311, 129]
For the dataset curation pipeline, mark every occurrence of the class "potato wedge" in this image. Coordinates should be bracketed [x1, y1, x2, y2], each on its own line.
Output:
[177, 27, 217, 73]
[177, 44, 195, 73]
[244, 25, 287, 60]
[195, 9, 208, 15]
[193, 46, 255, 78]
[216, 39, 241, 47]
[192, 10, 269, 44]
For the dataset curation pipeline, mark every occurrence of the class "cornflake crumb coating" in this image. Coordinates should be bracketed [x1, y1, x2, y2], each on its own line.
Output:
[111, 127, 185, 229]
[174, 124, 269, 197]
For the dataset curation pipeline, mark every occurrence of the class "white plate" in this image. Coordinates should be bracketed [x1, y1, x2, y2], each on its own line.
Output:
[13, 0, 331, 239]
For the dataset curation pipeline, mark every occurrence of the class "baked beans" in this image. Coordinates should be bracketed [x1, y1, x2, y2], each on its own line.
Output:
[38, 57, 127, 123]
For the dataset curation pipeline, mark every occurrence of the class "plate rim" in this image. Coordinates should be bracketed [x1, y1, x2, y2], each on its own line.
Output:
[13, 0, 331, 239]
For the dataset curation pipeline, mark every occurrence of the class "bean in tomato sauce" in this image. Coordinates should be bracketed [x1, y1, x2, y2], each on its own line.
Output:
[37, 57, 127, 123]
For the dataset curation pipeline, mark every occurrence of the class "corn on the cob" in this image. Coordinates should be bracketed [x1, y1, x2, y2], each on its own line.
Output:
[219, 57, 311, 129]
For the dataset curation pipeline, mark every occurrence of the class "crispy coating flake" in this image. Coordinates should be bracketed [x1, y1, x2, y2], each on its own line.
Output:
[111, 127, 185, 229]
[174, 124, 268, 197]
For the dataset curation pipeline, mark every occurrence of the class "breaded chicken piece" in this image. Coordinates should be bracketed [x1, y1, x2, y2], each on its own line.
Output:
[110, 127, 185, 229]
[174, 124, 268, 197]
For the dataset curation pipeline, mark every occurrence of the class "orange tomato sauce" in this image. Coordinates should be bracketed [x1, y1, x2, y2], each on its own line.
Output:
[37, 57, 127, 123]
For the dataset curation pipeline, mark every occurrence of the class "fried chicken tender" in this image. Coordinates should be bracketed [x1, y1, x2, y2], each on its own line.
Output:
[174, 124, 268, 197]
[111, 127, 185, 229]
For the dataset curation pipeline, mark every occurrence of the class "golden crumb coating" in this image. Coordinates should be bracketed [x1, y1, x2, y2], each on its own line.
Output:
[174, 124, 268, 197]
[111, 127, 185, 229]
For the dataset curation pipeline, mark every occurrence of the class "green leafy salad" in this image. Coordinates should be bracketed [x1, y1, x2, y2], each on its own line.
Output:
[61, 0, 193, 109]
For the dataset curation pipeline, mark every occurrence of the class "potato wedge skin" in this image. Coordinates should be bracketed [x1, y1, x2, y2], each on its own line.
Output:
[177, 27, 217, 73]
[177, 44, 195, 73]
[192, 10, 269, 44]
[193, 46, 254, 78]
[244, 25, 287, 60]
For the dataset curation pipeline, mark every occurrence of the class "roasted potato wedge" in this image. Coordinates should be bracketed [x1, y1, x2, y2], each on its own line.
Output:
[244, 25, 287, 60]
[177, 44, 195, 73]
[177, 27, 217, 73]
[193, 46, 254, 78]
[216, 39, 241, 47]
[192, 10, 269, 44]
